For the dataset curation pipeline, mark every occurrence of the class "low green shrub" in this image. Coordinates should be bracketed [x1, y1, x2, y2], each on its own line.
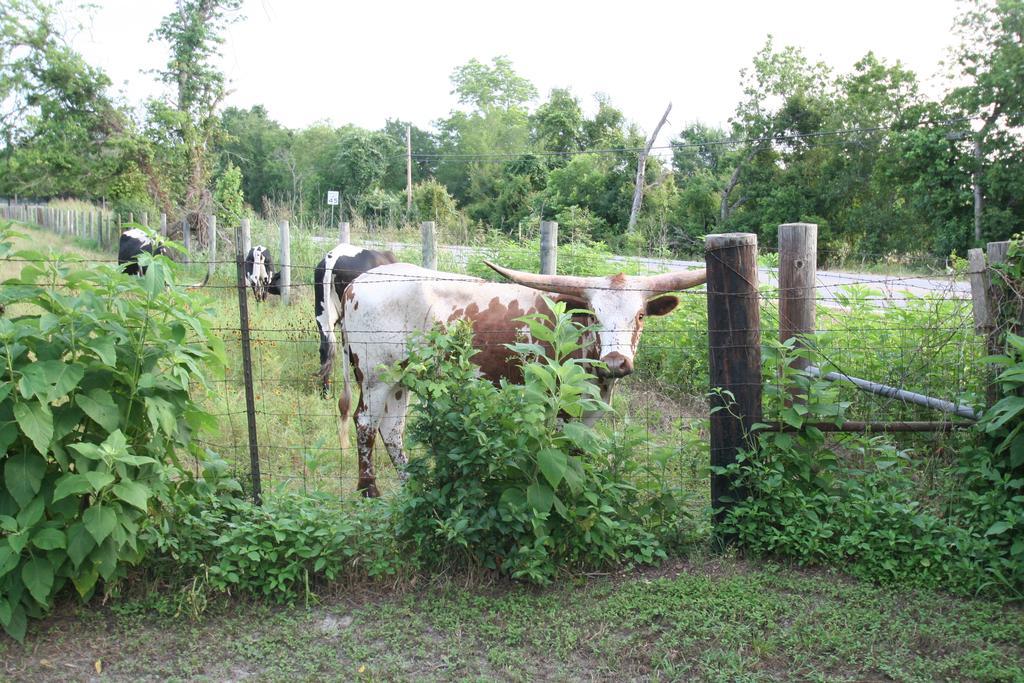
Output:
[388, 300, 693, 584]
[146, 491, 403, 604]
[0, 226, 225, 641]
[716, 338, 1024, 596]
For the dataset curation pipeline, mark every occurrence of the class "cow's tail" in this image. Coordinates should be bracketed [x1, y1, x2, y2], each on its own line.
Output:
[337, 337, 352, 458]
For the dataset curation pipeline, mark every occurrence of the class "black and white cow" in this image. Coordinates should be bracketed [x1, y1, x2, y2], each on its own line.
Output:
[118, 228, 168, 275]
[244, 245, 281, 302]
[314, 243, 397, 396]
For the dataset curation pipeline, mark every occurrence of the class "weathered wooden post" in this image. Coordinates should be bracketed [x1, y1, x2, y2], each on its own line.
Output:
[234, 225, 263, 506]
[128, 212, 134, 225]
[970, 241, 1011, 406]
[182, 217, 191, 264]
[540, 220, 558, 275]
[207, 215, 217, 281]
[706, 233, 762, 531]
[421, 221, 436, 269]
[279, 219, 291, 306]
[241, 218, 252, 258]
[141, 211, 148, 228]
[160, 212, 167, 237]
[778, 222, 818, 377]
[339, 220, 351, 245]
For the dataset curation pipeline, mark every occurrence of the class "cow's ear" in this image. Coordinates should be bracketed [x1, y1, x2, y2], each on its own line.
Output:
[645, 296, 679, 317]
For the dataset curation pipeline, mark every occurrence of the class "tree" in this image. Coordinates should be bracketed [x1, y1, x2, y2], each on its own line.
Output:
[0, 0, 138, 199]
[219, 106, 292, 210]
[949, 0, 1024, 243]
[531, 88, 585, 160]
[150, 0, 244, 240]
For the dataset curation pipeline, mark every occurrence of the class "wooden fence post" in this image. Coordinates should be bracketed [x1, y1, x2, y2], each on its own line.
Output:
[182, 217, 191, 264]
[207, 215, 217, 281]
[339, 221, 350, 245]
[540, 220, 558, 274]
[706, 233, 762, 532]
[421, 221, 436, 269]
[234, 225, 263, 505]
[160, 212, 167, 237]
[141, 211, 148, 228]
[778, 222, 818, 376]
[279, 219, 291, 306]
[241, 218, 251, 258]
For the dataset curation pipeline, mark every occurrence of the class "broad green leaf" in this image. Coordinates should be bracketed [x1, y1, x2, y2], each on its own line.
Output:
[112, 481, 151, 512]
[31, 527, 66, 550]
[1, 602, 26, 642]
[16, 495, 44, 529]
[85, 336, 117, 366]
[67, 523, 96, 569]
[72, 568, 99, 599]
[0, 383, 11, 403]
[13, 401, 54, 456]
[4, 452, 45, 507]
[84, 471, 115, 491]
[527, 482, 554, 513]
[561, 422, 599, 453]
[83, 504, 117, 544]
[18, 361, 85, 402]
[69, 442, 104, 461]
[985, 521, 1012, 536]
[53, 473, 92, 502]
[0, 515, 15, 532]
[76, 389, 120, 433]
[0, 546, 18, 577]
[145, 396, 177, 436]
[537, 448, 567, 489]
[0, 423, 18, 454]
[21, 556, 54, 606]
[8, 530, 29, 554]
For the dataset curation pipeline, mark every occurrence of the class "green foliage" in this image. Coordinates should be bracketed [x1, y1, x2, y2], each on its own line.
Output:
[146, 492, 403, 605]
[388, 302, 691, 584]
[213, 161, 246, 228]
[716, 338, 1023, 596]
[0, 226, 226, 641]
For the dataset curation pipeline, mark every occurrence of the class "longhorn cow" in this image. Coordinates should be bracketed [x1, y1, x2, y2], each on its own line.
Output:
[118, 229, 168, 276]
[338, 261, 707, 497]
[314, 243, 397, 396]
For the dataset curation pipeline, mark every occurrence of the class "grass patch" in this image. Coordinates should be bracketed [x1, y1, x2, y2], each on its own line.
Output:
[2, 556, 1021, 681]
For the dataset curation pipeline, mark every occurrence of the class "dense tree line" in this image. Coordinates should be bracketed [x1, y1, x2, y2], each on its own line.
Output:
[1, 0, 1020, 257]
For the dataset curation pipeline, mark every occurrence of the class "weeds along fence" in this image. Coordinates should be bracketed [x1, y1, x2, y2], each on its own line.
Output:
[1, 204, 996, 517]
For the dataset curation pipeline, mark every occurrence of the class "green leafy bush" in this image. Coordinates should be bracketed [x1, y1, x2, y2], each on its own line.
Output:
[716, 338, 1024, 596]
[146, 492, 403, 605]
[388, 301, 691, 584]
[0, 227, 225, 640]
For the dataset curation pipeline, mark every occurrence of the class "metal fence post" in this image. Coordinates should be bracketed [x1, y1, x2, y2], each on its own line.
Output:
[235, 225, 263, 505]
[706, 232, 762, 532]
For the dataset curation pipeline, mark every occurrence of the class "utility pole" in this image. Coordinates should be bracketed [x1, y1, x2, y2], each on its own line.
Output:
[406, 124, 413, 213]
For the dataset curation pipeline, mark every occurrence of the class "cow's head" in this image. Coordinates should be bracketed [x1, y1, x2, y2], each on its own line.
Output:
[485, 261, 706, 379]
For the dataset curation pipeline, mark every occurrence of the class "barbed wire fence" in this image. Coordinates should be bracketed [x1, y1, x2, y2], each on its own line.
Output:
[0, 203, 999, 516]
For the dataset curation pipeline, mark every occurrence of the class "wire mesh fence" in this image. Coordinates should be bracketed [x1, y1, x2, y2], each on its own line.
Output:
[0, 208, 993, 506]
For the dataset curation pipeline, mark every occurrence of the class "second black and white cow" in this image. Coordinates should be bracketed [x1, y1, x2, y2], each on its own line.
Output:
[244, 245, 281, 302]
[118, 228, 168, 275]
[314, 243, 397, 396]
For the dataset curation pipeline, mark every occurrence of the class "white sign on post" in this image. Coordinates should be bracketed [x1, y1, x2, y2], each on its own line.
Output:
[326, 191, 340, 206]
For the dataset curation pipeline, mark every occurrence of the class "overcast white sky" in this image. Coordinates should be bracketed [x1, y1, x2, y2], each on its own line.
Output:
[68, 0, 963, 146]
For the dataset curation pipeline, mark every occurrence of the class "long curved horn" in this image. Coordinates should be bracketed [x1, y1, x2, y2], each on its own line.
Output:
[484, 261, 591, 297]
[635, 269, 707, 296]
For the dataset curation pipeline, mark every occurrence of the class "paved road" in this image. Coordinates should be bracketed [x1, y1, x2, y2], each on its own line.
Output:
[317, 238, 969, 305]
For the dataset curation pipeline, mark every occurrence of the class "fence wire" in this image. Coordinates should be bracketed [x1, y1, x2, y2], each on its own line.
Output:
[0, 213, 990, 500]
